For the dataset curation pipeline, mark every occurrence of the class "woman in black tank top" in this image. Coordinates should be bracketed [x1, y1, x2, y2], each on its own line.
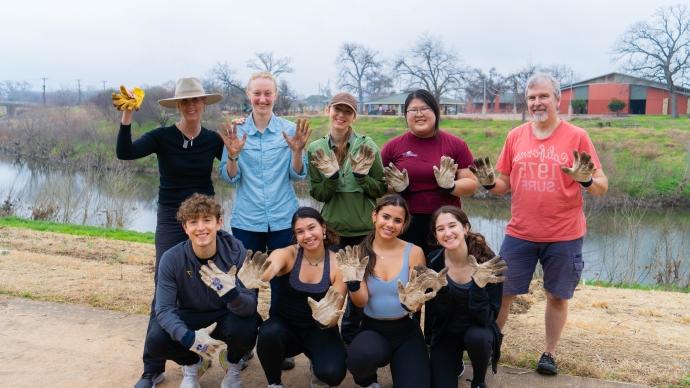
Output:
[255, 207, 347, 388]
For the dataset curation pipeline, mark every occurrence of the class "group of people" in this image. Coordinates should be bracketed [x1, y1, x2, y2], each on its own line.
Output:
[115, 70, 608, 388]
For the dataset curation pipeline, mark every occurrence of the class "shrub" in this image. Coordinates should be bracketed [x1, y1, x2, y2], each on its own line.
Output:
[608, 99, 626, 115]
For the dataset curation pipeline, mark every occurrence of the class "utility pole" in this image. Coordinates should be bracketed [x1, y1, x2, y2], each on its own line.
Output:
[482, 78, 487, 115]
[76, 79, 82, 105]
[41, 77, 47, 105]
[101, 80, 107, 91]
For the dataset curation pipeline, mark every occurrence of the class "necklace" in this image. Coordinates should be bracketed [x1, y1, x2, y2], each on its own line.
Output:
[178, 123, 201, 149]
[303, 255, 323, 267]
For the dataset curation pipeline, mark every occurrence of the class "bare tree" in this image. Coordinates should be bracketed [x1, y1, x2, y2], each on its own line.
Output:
[274, 79, 297, 115]
[210, 62, 247, 111]
[247, 52, 294, 77]
[463, 68, 506, 113]
[336, 42, 384, 112]
[0, 81, 34, 101]
[613, 4, 690, 117]
[505, 65, 538, 119]
[394, 35, 465, 102]
[364, 71, 394, 99]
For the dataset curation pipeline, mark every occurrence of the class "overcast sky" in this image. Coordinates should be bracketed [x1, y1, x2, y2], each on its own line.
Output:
[1, 0, 683, 96]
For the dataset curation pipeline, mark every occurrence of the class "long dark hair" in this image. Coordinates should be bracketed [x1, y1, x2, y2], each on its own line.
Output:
[360, 194, 411, 277]
[404, 89, 441, 131]
[291, 207, 340, 247]
[430, 206, 494, 263]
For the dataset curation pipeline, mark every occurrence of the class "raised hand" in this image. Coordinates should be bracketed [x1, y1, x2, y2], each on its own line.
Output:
[237, 250, 271, 289]
[397, 266, 449, 312]
[469, 157, 496, 187]
[199, 262, 237, 297]
[308, 286, 345, 328]
[219, 115, 247, 157]
[112, 85, 145, 111]
[311, 148, 340, 178]
[469, 255, 507, 288]
[189, 322, 224, 360]
[561, 150, 595, 183]
[283, 118, 312, 152]
[335, 245, 369, 282]
[433, 155, 458, 189]
[350, 144, 376, 176]
[384, 162, 409, 193]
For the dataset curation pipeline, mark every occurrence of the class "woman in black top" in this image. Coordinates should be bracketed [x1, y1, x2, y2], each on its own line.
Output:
[116, 77, 225, 388]
[426, 206, 507, 388]
[256, 207, 347, 388]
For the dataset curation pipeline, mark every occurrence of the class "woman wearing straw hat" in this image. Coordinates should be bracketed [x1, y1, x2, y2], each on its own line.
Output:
[115, 77, 228, 388]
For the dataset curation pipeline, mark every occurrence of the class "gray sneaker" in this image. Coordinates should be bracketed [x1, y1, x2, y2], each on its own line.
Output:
[134, 372, 164, 388]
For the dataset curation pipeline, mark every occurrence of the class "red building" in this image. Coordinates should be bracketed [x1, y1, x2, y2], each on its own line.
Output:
[560, 73, 689, 115]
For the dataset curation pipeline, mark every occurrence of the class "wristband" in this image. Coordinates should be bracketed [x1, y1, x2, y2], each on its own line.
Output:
[580, 177, 593, 188]
[346, 281, 361, 292]
[482, 183, 496, 190]
[353, 172, 366, 179]
[440, 182, 456, 195]
[228, 155, 239, 162]
[328, 171, 340, 180]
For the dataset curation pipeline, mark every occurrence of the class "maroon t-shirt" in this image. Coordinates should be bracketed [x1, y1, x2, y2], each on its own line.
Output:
[381, 130, 474, 214]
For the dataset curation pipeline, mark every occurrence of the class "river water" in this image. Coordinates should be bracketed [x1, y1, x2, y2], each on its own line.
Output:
[1, 157, 688, 286]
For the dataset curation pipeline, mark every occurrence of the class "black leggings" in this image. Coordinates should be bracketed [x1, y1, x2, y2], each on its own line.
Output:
[256, 317, 346, 386]
[347, 316, 430, 388]
[430, 326, 493, 387]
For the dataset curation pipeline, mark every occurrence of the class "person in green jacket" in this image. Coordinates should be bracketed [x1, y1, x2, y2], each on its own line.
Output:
[307, 92, 387, 343]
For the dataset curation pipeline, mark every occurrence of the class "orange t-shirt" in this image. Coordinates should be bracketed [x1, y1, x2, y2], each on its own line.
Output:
[495, 120, 601, 242]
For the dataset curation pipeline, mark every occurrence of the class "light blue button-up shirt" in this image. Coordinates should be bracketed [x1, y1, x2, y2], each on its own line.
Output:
[220, 113, 306, 232]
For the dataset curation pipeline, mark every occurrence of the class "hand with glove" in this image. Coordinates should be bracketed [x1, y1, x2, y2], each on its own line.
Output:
[469, 255, 507, 288]
[199, 262, 237, 297]
[336, 245, 369, 283]
[561, 150, 595, 186]
[433, 155, 458, 191]
[237, 250, 271, 289]
[111, 85, 145, 111]
[308, 286, 345, 328]
[469, 157, 496, 189]
[384, 162, 409, 193]
[397, 265, 448, 312]
[350, 144, 376, 176]
[311, 148, 340, 178]
[189, 322, 224, 360]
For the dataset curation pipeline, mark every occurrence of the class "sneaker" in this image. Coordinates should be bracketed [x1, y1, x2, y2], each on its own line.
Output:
[220, 361, 242, 388]
[180, 357, 211, 388]
[267, 385, 284, 388]
[134, 372, 165, 388]
[458, 359, 465, 377]
[309, 362, 329, 388]
[281, 357, 295, 370]
[466, 380, 487, 388]
[362, 383, 381, 388]
[220, 348, 252, 372]
[536, 352, 558, 375]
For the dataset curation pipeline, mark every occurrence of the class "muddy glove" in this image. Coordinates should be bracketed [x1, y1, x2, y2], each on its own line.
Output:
[561, 150, 595, 185]
[190, 322, 223, 360]
[111, 85, 144, 111]
[469, 157, 496, 189]
[397, 266, 448, 312]
[199, 262, 237, 297]
[237, 250, 271, 289]
[384, 162, 409, 192]
[308, 286, 345, 328]
[350, 144, 376, 176]
[336, 245, 369, 283]
[433, 155, 458, 190]
[469, 255, 507, 288]
[311, 148, 340, 178]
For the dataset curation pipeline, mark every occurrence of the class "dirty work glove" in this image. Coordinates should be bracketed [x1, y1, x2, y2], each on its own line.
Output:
[397, 265, 448, 312]
[561, 150, 595, 185]
[469, 255, 507, 288]
[384, 162, 409, 192]
[308, 286, 345, 329]
[469, 157, 496, 189]
[199, 262, 237, 297]
[350, 144, 376, 176]
[111, 85, 144, 111]
[433, 155, 458, 190]
[336, 245, 369, 283]
[190, 322, 223, 360]
[311, 148, 340, 178]
[237, 250, 271, 289]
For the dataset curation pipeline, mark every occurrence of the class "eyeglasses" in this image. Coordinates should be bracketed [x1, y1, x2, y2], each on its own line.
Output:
[406, 107, 432, 115]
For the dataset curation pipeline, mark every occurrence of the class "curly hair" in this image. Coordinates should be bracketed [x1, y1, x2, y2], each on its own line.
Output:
[176, 193, 223, 223]
[291, 207, 340, 247]
[430, 205, 494, 263]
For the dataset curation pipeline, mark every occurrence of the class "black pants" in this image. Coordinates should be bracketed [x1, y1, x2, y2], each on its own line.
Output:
[143, 204, 188, 374]
[257, 317, 346, 386]
[147, 309, 259, 366]
[347, 315, 430, 388]
[330, 235, 367, 344]
[430, 326, 493, 387]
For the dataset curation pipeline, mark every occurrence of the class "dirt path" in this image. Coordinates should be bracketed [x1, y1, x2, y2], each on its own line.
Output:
[0, 226, 688, 386]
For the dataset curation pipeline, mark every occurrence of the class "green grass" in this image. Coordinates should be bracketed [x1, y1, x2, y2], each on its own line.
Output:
[583, 279, 690, 293]
[0, 216, 154, 244]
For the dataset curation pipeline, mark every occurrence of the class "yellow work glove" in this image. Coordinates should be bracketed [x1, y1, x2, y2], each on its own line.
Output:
[111, 85, 145, 111]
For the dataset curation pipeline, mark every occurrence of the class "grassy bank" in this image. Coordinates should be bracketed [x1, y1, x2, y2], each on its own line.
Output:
[0, 216, 154, 244]
[583, 279, 690, 293]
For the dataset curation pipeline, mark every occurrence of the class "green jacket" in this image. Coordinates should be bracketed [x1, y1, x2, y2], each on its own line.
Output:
[307, 131, 387, 237]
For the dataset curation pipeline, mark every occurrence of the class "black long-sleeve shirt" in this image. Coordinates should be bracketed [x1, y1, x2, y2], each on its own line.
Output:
[116, 124, 224, 206]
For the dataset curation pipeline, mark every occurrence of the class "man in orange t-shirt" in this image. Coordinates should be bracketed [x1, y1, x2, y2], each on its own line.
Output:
[470, 73, 608, 376]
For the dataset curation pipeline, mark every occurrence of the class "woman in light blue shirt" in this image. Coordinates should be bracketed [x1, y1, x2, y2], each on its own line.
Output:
[220, 71, 311, 255]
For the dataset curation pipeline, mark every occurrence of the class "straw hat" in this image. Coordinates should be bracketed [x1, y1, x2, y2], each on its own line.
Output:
[158, 77, 223, 108]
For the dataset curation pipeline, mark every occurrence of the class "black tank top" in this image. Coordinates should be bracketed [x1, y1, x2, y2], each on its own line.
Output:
[269, 247, 331, 328]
